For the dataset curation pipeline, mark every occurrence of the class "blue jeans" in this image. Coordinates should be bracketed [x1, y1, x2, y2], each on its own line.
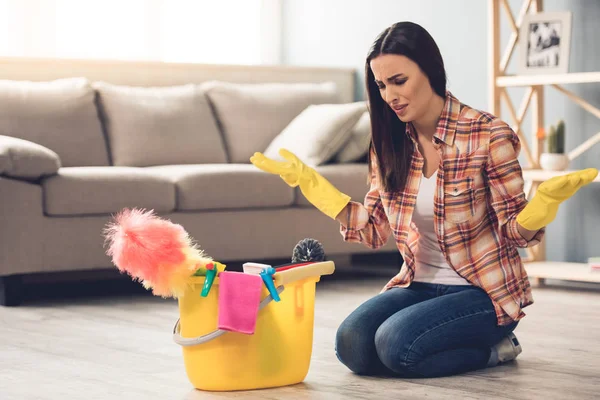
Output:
[335, 282, 518, 378]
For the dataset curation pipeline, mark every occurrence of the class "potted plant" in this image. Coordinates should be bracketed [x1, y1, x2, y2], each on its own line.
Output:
[540, 120, 569, 171]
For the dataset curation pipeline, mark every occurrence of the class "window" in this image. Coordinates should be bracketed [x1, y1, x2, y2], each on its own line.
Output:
[0, 0, 281, 65]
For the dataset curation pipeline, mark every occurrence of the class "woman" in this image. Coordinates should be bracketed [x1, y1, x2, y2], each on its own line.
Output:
[250, 21, 597, 378]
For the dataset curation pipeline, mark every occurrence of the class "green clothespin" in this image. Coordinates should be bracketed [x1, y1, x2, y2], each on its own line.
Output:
[199, 262, 226, 297]
[201, 263, 217, 297]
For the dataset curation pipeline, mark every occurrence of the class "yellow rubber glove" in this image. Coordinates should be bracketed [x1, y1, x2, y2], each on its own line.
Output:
[516, 168, 598, 231]
[250, 149, 351, 219]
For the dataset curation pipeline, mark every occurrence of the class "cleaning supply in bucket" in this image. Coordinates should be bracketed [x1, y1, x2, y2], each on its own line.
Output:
[217, 271, 264, 334]
[274, 261, 335, 286]
[103, 208, 221, 298]
[273, 238, 327, 271]
[292, 238, 326, 263]
[242, 262, 272, 274]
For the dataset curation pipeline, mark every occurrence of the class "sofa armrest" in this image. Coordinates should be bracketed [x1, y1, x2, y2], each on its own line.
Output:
[0, 135, 61, 180]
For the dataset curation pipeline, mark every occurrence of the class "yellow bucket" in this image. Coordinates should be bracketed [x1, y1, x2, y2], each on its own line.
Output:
[173, 261, 333, 391]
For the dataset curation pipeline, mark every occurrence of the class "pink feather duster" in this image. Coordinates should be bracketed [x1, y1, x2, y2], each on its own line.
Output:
[103, 208, 212, 298]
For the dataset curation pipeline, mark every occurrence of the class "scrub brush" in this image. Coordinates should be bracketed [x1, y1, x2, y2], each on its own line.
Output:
[292, 238, 326, 263]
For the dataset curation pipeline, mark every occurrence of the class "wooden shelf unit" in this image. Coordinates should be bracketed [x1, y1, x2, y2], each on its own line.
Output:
[525, 262, 600, 284]
[522, 169, 600, 183]
[496, 71, 600, 87]
[488, 0, 600, 285]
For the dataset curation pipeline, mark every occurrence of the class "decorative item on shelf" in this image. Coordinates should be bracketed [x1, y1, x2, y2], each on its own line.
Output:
[518, 11, 572, 75]
[540, 119, 569, 171]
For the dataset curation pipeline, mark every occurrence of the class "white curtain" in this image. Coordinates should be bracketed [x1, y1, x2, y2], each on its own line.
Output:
[0, 0, 281, 65]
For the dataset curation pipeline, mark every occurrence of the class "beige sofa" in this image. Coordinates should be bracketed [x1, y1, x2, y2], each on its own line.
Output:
[0, 58, 395, 305]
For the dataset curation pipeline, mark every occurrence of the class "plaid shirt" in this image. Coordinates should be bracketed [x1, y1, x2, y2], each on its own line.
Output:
[340, 91, 544, 326]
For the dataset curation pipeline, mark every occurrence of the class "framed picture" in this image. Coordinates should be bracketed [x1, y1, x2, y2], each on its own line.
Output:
[519, 11, 572, 75]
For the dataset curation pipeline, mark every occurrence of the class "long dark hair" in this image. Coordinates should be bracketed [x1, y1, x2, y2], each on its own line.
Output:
[366, 22, 447, 192]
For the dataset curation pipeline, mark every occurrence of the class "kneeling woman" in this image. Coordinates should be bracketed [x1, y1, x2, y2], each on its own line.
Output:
[250, 21, 597, 378]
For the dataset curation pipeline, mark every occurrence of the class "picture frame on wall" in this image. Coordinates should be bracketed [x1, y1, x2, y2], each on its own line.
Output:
[519, 11, 572, 75]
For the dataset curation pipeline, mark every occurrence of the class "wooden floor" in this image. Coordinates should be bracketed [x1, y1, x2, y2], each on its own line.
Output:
[1, 266, 599, 400]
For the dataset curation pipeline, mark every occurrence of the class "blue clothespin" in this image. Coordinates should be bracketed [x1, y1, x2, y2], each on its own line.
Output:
[201, 263, 217, 297]
[260, 266, 280, 302]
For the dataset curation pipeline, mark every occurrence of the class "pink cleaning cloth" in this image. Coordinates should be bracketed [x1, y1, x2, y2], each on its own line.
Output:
[217, 271, 263, 335]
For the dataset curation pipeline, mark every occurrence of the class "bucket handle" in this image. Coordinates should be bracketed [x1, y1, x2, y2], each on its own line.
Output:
[172, 285, 285, 347]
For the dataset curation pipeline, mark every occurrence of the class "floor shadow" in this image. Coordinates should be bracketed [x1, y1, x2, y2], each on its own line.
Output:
[17, 276, 159, 307]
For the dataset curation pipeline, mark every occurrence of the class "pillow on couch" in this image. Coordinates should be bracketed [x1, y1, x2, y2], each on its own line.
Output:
[0, 135, 61, 180]
[0, 77, 109, 167]
[203, 81, 339, 163]
[334, 110, 371, 163]
[263, 101, 366, 166]
[94, 82, 227, 167]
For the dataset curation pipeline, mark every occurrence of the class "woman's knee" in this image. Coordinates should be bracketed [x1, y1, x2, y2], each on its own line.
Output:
[374, 318, 419, 374]
[335, 318, 378, 375]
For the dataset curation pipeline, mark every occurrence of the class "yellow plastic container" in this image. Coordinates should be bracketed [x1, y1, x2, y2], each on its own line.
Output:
[176, 273, 320, 391]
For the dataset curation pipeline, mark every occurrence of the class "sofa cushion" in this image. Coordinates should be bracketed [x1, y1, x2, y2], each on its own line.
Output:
[43, 167, 175, 216]
[0, 135, 61, 180]
[264, 101, 366, 166]
[203, 81, 339, 163]
[335, 111, 371, 163]
[0, 78, 110, 167]
[94, 82, 227, 167]
[147, 164, 295, 211]
[294, 163, 370, 207]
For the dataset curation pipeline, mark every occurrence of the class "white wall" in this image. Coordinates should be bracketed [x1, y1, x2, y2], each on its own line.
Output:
[283, 0, 489, 108]
[282, 0, 600, 263]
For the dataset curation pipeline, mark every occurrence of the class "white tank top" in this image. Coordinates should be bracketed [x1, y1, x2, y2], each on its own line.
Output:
[412, 170, 471, 285]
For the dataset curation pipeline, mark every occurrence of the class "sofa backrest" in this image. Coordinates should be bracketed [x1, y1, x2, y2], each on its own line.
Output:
[202, 81, 340, 163]
[0, 77, 110, 167]
[93, 81, 228, 167]
[0, 58, 355, 103]
[0, 58, 356, 167]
